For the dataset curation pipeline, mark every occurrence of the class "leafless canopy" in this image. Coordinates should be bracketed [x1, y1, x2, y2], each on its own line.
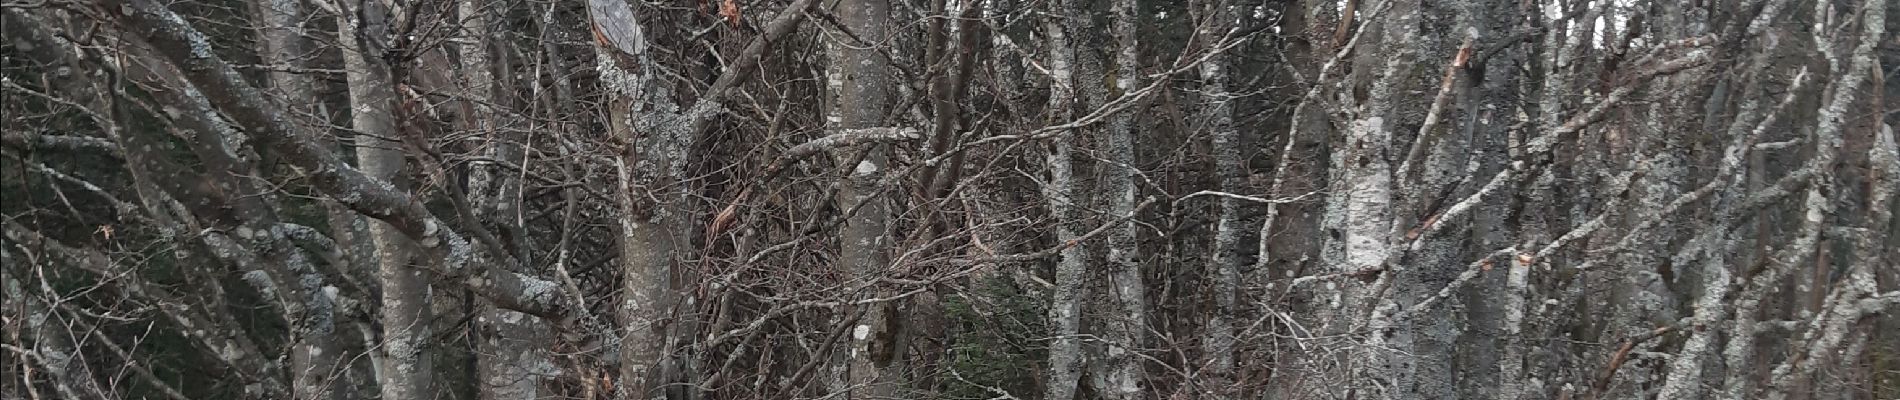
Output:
[2, 0, 1896, 399]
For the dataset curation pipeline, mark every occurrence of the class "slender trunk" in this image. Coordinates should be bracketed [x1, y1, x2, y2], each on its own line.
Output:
[1101, 0, 1147, 396]
[462, 0, 524, 241]
[1338, 0, 1413, 396]
[451, 2, 551, 399]
[339, 2, 434, 397]
[587, 0, 695, 397]
[825, 0, 902, 393]
[1041, 0, 1087, 396]
[1197, 0, 1240, 395]
[251, 1, 349, 398]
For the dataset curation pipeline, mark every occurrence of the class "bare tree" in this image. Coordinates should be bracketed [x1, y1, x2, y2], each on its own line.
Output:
[4, 0, 1896, 399]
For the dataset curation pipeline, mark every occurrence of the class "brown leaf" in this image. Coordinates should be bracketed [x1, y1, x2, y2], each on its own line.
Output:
[709, 202, 739, 236]
[1406, 212, 1442, 240]
[719, 0, 742, 27]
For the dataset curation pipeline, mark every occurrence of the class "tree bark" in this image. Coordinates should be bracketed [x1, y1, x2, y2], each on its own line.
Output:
[1039, 0, 1088, 397]
[251, 1, 350, 397]
[1101, 0, 1148, 396]
[336, 1, 435, 397]
[1197, 0, 1241, 395]
[825, 0, 903, 393]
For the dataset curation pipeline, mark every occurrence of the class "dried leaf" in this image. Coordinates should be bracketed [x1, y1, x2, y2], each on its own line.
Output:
[719, 0, 742, 27]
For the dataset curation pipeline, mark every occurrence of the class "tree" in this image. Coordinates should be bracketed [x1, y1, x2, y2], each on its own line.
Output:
[4, 0, 1896, 399]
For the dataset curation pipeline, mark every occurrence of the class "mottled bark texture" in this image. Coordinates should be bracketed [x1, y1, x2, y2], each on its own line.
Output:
[336, 0, 435, 397]
[1197, 0, 1241, 395]
[251, 0, 350, 397]
[1099, 0, 1149, 396]
[8, 0, 1900, 399]
[1040, 0, 1089, 397]
[824, 0, 904, 393]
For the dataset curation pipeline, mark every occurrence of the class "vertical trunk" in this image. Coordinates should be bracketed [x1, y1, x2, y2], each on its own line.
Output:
[1401, 2, 1501, 398]
[1474, 2, 1531, 397]
[1760, 2, 1885, 397]
[477, 309, 555, 400]
[1101, 0, 1147, 397]
[1040, 0, 1087, 396]
[587, 0, 695, 397]
[340, 2, 434, 397]
[460, 0, 497, 206]
[1601, 5, 1694, 396]
[458, 2, 550, 399]
[1197, 0, 1240, 395]
[458, 0, 495, 140]
[462, 0, 524, 241]
[1255, 2, 1335, 394]
[827, 0, 901, 393]
[251, 1, 347, 398]
[909, 0, 982, 388]
[1072, 6, 1115, 397]
[605, 79, 688, 400]
[326, 203, 382, 400]
[1336, 0, 1414, 396]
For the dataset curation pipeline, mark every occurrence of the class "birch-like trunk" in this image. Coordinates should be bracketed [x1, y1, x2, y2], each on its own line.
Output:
[339, 1, 434, 396]
[1101, 0, 1147, 396]
[19, 0, 1900, 398]
[1040, 0, 1087, 396]
[1342, 12, 1409, 400]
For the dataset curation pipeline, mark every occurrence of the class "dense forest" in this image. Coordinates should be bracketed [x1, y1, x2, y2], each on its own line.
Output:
[2, 0, 1897, 398]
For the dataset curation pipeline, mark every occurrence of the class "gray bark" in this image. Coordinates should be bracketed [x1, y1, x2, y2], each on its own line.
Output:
[336, 1, 435, 397]
[457, 2, 549, 399]
[3, 254, 114, 400]
[11, 0, 1900, 399]
[251, 0, 349, 397]
[1198, 0, 1241, 395]
[91, 0, 571, 318]
[826, 0, 903, 393]
[588, 1, 692, 397]
[1100, 0, 1148, 396]
[1341, 2, 1410, 395]
[1039, 0, 1088, 397]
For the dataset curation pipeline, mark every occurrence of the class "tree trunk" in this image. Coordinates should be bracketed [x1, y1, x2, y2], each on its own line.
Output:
[339, 1, 435, 397]
[454, 2, 551, 399]
[1198, 0, 1241, 394]
[1040, 0, 1088, 396]
[588, 1, 695, 398]
[251, 1, 350, 397]
[1101, 0, 1148, 396]
[826, 0, 902, 394]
